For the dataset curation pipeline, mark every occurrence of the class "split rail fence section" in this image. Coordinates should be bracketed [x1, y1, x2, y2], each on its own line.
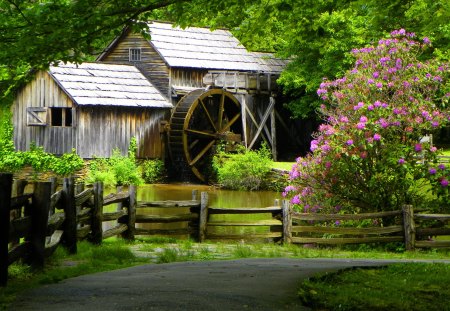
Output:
[287, 207, 450, 249]
[1, 172, 450, 286]
[0, 174, 138, 286]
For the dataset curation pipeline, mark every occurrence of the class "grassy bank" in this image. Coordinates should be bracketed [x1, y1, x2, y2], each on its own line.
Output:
[299, 263, 450, 311]
[1, 238, 449, 310]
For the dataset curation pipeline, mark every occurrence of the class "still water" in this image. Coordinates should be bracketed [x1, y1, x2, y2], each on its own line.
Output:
[137, 183, 281, 208]
[105, 184, 282, 239]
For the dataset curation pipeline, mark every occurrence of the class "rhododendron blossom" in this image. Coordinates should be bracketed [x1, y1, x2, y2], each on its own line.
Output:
[284, 30, 450, 213]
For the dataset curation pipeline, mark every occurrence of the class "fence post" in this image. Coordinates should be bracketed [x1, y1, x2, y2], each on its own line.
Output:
[116, 186, 123, 212]
[62, 177, 77, 254]
[0, 173, 13, 286]
[122, 185, 136, 241]
[49, 177, 58, 216]
[10, 180, 27, 247]
[199, 192, 209, 242]
[282, 200, 292, 244]
[27, 181, 51, 269]
[402, 204, 416, 250]
[91, 182, 104, 245]
[192, 189, 198, 201]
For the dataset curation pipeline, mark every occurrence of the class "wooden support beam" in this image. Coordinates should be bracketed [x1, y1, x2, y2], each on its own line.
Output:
[248, 97, 276, 150]
[270, 97, 277, 161]
[256, 108, 273, 145]
[241, 95, 248, 148]
[0, 173, 13, 286]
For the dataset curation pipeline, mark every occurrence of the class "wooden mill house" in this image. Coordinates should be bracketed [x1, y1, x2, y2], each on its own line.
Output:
[12, 21, 293, 179]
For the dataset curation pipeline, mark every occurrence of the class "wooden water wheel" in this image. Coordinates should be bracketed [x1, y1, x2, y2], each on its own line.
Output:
[169, 88, 242, 182]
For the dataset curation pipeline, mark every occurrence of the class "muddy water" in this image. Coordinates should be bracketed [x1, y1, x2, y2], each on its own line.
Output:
[137, 184, 281, 207]
[105, 184, 282, 239]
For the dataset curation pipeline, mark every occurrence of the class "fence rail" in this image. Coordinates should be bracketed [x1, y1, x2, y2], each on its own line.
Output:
[1, 172, 449, 287]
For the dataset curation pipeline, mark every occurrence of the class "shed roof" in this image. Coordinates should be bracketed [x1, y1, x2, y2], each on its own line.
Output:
[147, 22, 286, 73]
[49, 63, 173, 108]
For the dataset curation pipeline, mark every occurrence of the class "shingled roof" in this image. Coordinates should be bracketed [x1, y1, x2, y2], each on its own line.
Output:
[147, 22, 286, 73]
[49, 63, 173, 108]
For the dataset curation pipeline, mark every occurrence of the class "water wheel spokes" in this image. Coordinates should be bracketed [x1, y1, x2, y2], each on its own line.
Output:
[169, 88, 242, 182]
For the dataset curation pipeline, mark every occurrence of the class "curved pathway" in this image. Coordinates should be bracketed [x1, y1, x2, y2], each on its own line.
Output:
[10, 258, 448, 311]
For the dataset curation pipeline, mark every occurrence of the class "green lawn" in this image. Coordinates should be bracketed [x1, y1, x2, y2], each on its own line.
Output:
[299, 263, 450, 311]
[271, 161, 295, 171]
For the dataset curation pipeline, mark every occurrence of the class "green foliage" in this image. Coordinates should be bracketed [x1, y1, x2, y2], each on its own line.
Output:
[86, 139, 143, 186]
[2, 0, 449, 122]
[299, 263, 450, 311]
[157, 0, 450, 118]
[212, 143, 272, 190]
[285, 32, 450, 213]
[141, 159, 165, 184]
[0, 116, 24, 172]
[51, 149, 85, 177]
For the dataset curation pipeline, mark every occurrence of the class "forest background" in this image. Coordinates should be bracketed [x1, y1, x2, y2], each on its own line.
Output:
[0, 0, 449, 121]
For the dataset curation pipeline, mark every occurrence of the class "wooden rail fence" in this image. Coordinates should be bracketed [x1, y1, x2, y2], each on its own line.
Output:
[1, 172, 449, 286]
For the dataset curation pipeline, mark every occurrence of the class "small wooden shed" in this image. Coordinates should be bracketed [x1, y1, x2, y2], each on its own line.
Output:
[12, 62, 172, 158]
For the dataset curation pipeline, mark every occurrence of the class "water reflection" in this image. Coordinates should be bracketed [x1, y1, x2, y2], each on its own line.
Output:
[137, 184, 281, 208]
[105, 184, 282, 240]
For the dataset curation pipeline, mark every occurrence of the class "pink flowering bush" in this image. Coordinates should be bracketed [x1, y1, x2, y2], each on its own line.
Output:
[284, 30, 450, 213]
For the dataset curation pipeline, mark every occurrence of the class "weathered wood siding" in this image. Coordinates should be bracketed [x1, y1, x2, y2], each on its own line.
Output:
[100, 32, 171, 99]
[12, 71, 75, 155]
[76, 106, 167, 159]
[171, 68, 207, 89]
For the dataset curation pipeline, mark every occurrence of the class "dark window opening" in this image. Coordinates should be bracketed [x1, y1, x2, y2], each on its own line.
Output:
[65, 108, 72, 126]
[51, 107, 72, 127]
[51, 108, 63, 126]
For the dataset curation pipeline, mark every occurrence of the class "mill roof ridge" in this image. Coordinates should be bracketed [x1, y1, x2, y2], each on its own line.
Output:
[146, 21, 286, 73]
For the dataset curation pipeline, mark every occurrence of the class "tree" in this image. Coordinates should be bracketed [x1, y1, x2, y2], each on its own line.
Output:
[1, 0, 449, 120]
[283, 31, 450, 213]
[158, 0, 450, 118]
[0, 0, 192, 99]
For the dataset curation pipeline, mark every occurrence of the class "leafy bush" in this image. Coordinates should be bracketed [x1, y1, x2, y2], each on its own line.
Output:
[51, 149, 85, 177]
[284, 30, 450, 213]
[141, 159, 165, 183]
[212, 143, 272, 190]
[0, 116, 24, 172]
[1, 113, 84, 177]
[86, 138, 143, 186]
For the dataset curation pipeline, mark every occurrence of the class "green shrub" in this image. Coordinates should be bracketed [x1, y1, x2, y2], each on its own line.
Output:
[51, 149, 84, 177]
[212, 143, 272, 190]
[284, 30, 450, 213]
[0, 116, 24, 172]
[141, 159, 165, 183]
[85, 138, 143, 186]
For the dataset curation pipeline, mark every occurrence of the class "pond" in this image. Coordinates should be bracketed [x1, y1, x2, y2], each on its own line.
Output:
[105, 184, 282, 240]
[137, 183, 281, 207]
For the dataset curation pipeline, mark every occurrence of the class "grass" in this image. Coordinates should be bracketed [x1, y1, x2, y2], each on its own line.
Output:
[271, 161, 295, 171]
[299, 263, 450, 311]
[1, 238, 449, 310]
